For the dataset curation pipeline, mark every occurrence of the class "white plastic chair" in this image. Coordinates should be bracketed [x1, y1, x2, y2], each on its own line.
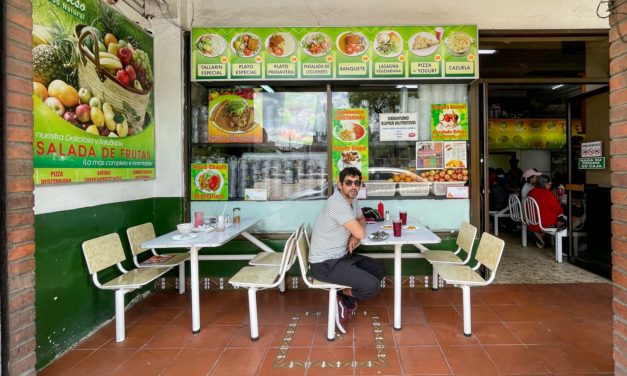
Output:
[432, 232, 505, 336]
[489, 207, 510, 236]
[127, 223, 189, 294]
[82, 233, 171, 342]
[508, 194, 528, 247]
[415, 222, 477, 290]
[294, 226, 350, 341]
[229, 229, 298, 341]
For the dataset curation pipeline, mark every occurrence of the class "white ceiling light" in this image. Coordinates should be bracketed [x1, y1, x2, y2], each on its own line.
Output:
[552, 84, 564, 90]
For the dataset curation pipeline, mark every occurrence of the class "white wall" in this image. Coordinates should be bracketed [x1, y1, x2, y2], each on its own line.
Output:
[190, 0, 608, 30]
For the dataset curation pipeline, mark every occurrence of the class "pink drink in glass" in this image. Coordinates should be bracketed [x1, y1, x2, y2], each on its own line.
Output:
[393, 220, 402, 237]
[399, 211, 408, 225]
[194, 211, 203, 227]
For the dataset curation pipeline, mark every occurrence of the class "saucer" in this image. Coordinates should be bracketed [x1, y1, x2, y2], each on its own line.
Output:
[193, 226, 215, 233]
[171, 233, 198, 241]
[381, 225, 393, 230]
[403, 225, 419, 231]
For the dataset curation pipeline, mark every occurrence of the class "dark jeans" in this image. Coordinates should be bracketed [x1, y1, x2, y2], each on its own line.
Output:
[310, 254, 386, 300]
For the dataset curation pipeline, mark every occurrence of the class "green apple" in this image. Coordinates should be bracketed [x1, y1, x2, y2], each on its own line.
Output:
[78, 88, 92, 104]
[88, 96, 101, 109]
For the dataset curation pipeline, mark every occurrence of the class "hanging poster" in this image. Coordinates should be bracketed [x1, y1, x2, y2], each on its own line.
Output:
[416, 141, 443, 170]
[380, 113, 418, 141]
[331, 108, 369, 182]
[443, 141, 467, 169]
[207, 89, 263, 143]
[266, 92, 319, 147]
[191, 163, 229, 200]
[487, 119, 575, 149]
[431, 103, 468, 141]
[192, 25, 478, 81]
[32, 0, 155, 184]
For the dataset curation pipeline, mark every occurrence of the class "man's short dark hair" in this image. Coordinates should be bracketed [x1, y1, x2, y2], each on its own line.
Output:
[339, 167, 362, 183]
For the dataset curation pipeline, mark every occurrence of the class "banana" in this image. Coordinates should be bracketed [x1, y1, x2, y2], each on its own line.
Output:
[97, 51, 121, 61]
[32, 25, 51, 46]
[99, 57, 123, 70]
[102, 103, 116, 131]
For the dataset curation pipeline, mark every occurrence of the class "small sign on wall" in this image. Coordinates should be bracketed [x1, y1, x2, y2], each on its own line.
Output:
[581, 141, 602, 158]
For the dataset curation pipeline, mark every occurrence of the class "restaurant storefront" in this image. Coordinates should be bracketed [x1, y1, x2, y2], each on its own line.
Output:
[3, 0, 623, 374]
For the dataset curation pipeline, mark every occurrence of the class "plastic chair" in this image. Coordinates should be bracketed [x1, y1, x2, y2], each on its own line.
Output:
[229, 229, 298, 341]
[489, 206, 509, 236]
[508, 194, 528, 247]
[432, 232, 505, 336]
[127, 223, 189, 294]
[82, 233, 171, 342]
[294, 226, 350, 341]
[415, 222, 477, 290]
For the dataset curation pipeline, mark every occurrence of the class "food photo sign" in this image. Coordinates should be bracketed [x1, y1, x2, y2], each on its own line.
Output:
[191, 163, 229, 200]
[32, 0, 155, 184]
[191, 25, 478, 81]
[207, 89, 263, 143]
[431, 103, 468, 141]
[331, 108, 369, 182]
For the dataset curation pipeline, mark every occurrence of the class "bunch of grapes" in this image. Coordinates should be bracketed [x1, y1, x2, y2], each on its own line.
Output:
[130, 49, 153, 90]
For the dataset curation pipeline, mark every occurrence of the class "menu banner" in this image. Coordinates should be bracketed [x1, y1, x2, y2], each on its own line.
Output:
[431, 103, 468, 141]
[191, 25, 478, 81]
[331, 108, 369, 182]
[416, 141, 444, 170]
[191, 163, 229, 200]
[488, 119, 577, 150]
[32, 0, 155, 184]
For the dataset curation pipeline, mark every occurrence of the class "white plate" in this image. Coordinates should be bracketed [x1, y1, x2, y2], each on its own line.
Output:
[403, 225, 419, 231]
[408, 32, 439, 57]
[195, 169, 224, 194]
[230, 32, 262, 57]
[196, 34, 227, 57]
[336, 31, 369, 57]
[265, 32, 297, 57]
[171, 233, 198, 241]
[300, 32, 332, 57]
[373, 30, 403, 57]
[381, 225, 393, 230]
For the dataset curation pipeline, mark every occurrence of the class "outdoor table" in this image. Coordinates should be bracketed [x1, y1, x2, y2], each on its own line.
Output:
[360, 220, 441, 330]
[141, 218, 268, 333]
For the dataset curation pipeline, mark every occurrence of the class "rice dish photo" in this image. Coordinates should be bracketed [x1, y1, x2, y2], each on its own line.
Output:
[374, 31, 402, 57]
[196, 170, 223, 193]
[196, 34, 227, 57]
[300, 32, 332, 57]
[231, 33, 261, 57]
[335, 121, 366, 142]
[337, 32, 368, 56]
[445, 32, 473, 56]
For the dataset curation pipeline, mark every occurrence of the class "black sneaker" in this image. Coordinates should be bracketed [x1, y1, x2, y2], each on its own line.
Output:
[533, 232, 545, 249]
[335, 295, 348, 333]
[346, 296, 358, 316]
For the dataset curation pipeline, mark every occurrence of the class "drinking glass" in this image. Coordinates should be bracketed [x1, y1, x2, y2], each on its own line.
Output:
[399, 211, 408, 225]
[194, 211, 203, 227]
[393, 220, 402, 237]
[216, 215, 225, 232]
[233, 208, 241, 224]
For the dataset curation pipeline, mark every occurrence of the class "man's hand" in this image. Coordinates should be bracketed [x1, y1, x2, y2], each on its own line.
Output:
[348, 235, 361, 253]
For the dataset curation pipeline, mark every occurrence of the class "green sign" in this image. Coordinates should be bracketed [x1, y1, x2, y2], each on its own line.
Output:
[578, 157, 605, 169]
[32, 0, 155, 184]
[331, 108, 369, 182]
[191, 25, 478, 81]
[191, 163, 229, 200]
[431, 103, 468, 141]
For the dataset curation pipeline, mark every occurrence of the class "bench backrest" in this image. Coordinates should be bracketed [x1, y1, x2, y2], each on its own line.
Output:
[508, 194, 525, 223]
[126, 223, 156, 256]
[523, 196, 543, 228]
[278, 231, 297, 278]
[474, 232, 505, 275]
[295, 226, 313, 286]
[456, 222, 477, 254]
[82, 233, 126, 274]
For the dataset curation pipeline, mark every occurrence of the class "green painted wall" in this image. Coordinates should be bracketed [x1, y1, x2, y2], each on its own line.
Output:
[35, 196, 461, 369]
[35, 197, 184, 369]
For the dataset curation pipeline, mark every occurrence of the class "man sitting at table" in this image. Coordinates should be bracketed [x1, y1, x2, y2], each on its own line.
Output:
[309, 167, 386, 332]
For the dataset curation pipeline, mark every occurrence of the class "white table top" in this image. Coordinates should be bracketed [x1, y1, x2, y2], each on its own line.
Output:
[361, 220, 440, 246]
[141, 218, 260, 249]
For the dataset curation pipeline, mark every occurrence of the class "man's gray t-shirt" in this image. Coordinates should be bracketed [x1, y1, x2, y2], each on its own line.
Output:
[309, 189, 362, 263]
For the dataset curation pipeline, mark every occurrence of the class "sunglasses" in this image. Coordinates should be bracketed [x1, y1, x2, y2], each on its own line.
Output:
[342, 179, 362, 187]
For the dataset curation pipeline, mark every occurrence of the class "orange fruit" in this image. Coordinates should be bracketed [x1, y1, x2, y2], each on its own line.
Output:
[47, 79, 67, 99]
[33, 82, 48, 100]
[58, 85, 79, 107]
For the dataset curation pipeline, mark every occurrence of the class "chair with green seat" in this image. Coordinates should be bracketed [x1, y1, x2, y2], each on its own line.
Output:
[432, 232, 505, 337]
[229, 228, 298, 341]
[415, 222, 477, 290]
[127, 223, 189, 294]
[82, 233, 172, 342]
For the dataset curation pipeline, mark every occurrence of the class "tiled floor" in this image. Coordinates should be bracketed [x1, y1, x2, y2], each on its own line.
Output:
[40, 282, 614, 375]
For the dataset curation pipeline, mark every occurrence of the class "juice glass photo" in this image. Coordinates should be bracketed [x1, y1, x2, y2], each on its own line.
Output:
[399, 211, 408, 225]
[393, 219, 402, 237]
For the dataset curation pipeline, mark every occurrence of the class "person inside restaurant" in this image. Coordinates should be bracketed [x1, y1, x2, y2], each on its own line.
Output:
[309, 167, 386, 333]
[521, 168, 541, 201]
[528, 174, 564, 248]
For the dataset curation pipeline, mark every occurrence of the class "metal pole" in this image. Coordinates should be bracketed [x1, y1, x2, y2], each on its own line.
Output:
[566, 102, 573, 262]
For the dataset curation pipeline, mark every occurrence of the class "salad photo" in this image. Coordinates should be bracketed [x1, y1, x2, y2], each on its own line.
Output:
[301, 32, 332, 57]
[374, 30, 402, 57]
[196, 34, 227, 57]
[195, 169, 223, 193]
[231, 33, 262, 57]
